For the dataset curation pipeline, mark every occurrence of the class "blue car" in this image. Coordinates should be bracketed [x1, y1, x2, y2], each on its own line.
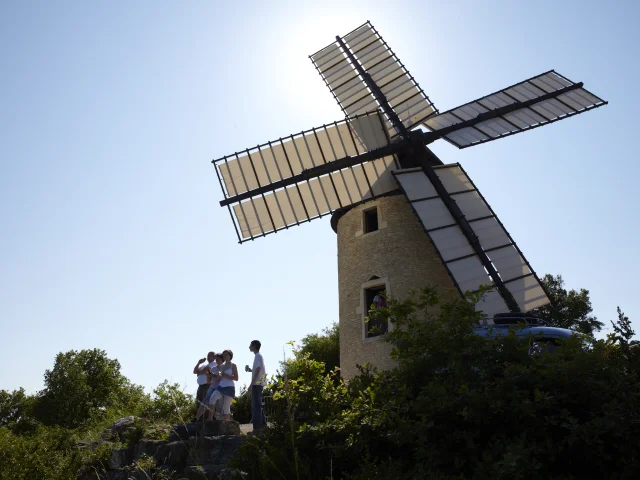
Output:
[473, 313, 574, 355]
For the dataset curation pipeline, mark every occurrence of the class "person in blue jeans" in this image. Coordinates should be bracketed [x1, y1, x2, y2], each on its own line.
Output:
[246, 340, 267, 431]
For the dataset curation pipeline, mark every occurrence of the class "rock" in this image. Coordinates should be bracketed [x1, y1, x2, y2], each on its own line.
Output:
[108, 447, 133, 469]
[196, 420, 241, 437]
[103, 416, 144, 442]
[218, 435, 244, 465]
[184, 465, 246, 480]
[76, 439, 100, 451]
[170, 422, 198, 441]
[185, 435, 244, 467]
[92, 419, 245, 480]
[186, 437, 223, 466]
[184, 465, 222, 480]
[156, 440, 190, 469]
[133, 439, 166, 460]
[105, 469, 129, 480]
[169, 421, 241, 441]
[145, 424, 172, 440]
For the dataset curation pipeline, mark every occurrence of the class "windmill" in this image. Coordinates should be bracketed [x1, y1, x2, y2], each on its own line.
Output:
[211, 22, 606, 378]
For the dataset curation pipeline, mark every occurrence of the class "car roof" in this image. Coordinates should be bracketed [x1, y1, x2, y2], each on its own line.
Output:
[473, 325, 574, 340]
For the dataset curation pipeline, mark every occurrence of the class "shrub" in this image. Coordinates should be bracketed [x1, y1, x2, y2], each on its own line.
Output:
[0, 425, 82, 480]
[232, 385, 252, 424]
[232, 287, 640, 479]
[139, 380, 194, 424]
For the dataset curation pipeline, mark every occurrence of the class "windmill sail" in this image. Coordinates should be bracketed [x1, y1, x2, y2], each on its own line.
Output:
[213, 111, 400, 242]
[230, 156, 398, 240]
[424, 71, 607, 149]
[216, 111, 389, 198]
[311, 22, 437, 138]
[393, 165, 550, 316]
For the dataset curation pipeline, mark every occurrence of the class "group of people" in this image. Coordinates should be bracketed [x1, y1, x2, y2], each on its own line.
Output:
[192, 339, 267, 431]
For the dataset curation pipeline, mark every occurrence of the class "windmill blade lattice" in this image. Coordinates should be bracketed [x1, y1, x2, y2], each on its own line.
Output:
[424, 70, 607, 149]
[310, 21, 438, 138]
[394, 165, 550, 316]
[213, 111, 400, 241]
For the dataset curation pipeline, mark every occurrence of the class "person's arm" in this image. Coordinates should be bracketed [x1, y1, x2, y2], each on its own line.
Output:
[193, 358, 206, 374]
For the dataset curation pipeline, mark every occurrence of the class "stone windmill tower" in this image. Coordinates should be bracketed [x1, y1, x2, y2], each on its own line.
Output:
[212, 22, 607, 379]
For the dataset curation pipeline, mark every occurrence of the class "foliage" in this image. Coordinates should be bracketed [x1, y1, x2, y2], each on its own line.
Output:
[608, 306, 635, 345]
[0, 425, 82, 480]
[0, 347, 200, 479]
[35, 348, 145, 429]
[298, 322, 340, 375]
[233, 286, 640, 480]
[125, 454, 174, 480]
[533, 273, 604, 335]
[139, 380, 194, 424]
[0, 389, 37, 434]
[233, 385, 252, 424]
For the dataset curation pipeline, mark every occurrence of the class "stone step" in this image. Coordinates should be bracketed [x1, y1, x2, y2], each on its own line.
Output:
[156, 435, 243, 468]
[80, 419, 246, 480]
[170, 420, 241, 441]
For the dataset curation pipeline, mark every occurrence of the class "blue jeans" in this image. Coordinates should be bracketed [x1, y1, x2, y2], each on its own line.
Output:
[251, 385, 265, 430]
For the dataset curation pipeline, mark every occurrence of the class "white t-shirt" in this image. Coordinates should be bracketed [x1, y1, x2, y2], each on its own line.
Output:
[252, 352, 267, 386]
[196, 361, 216, 385]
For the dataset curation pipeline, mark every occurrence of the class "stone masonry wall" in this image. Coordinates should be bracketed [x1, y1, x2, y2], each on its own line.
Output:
[336, 194, 459, 380]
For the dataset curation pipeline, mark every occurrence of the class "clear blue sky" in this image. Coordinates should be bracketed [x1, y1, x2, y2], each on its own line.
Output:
[1, 1, 638, 396]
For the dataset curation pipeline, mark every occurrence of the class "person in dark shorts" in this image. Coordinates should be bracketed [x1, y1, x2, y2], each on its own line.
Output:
[193, 352, 216, 412]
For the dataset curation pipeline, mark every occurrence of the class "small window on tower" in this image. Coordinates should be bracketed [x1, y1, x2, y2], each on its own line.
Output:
[363, 207, 379, 233]
[365, 285, 388, 338]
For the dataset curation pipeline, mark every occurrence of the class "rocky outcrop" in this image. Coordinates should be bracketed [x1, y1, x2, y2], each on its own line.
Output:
[78, 418, 246, 480]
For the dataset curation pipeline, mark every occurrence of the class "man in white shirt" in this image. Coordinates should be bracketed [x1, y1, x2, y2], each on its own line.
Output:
[246, 340, 267, 431]
[193, 352, 215, 414]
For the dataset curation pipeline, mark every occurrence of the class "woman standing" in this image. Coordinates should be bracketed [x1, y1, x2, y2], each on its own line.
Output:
[207, 349, 238, 421]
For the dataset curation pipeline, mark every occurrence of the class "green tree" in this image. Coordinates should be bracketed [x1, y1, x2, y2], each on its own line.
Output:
[298, 322, 339, 375]
[35, 348, 144, 429]
[139, 380, 193, 424]
[532, 273, 604, 335]
[609, 306, 635, 345]
[0, 388, 37, 433]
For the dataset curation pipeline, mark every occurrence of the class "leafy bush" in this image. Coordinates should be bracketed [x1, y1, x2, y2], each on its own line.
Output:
[232, 287, 640, 479]
[298, 323, 340, 375]
[0, 425, 82, 480]
[0, 347, 197, 479]
[0, 389, 37, 434]
[232, 385, 252, 424]
[139, 380, 194, 424]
